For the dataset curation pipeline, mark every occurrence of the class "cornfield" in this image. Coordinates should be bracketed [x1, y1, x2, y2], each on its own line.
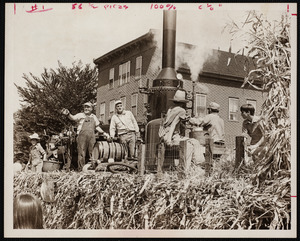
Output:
[13, 158, 291, 229]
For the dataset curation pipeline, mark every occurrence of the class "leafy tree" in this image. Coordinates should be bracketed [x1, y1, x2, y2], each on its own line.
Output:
[225, 11, 291, 184]
[14, 61, 98, 163]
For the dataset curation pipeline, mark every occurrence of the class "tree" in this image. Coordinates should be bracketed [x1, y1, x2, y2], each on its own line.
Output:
[225, 11, 291, 183]
[14, 61, 98, 162]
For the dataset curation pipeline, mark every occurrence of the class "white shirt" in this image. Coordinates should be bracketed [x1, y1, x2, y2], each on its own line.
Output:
[110, 110, 139, 137]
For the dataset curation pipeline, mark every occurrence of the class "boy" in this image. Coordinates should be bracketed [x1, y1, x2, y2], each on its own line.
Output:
[28, 133, 47, 172]
[240, 104, 264, 162]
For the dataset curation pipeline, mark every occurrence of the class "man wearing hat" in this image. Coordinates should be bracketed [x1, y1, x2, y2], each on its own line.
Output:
[61, 102, 110, 171]
[201, 102, 225, 144]
[109, 100, 140, 159]
[28, 133, 47, 172]
[158, 90, 205, 172]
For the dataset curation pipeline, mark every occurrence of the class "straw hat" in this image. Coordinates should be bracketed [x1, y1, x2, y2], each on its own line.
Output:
[170, 90, 189, 103]
[29, 133, 40, 140]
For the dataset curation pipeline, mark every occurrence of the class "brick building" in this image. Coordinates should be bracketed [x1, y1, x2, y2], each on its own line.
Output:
[93, 29, 266, 148]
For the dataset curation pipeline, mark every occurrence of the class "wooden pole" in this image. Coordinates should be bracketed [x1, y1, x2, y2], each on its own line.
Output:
[138, 144, 145, 176]
[235, 136, 245, 170]
[178, 140, 187, 178]
[205, 138, 213, 176]
[157, 143, 165, 175]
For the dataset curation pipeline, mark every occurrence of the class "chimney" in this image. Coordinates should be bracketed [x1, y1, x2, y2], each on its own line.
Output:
[149, 10, 183, 120]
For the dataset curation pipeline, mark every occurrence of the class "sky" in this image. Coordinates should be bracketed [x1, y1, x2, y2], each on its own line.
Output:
[5, 2, 295, 114]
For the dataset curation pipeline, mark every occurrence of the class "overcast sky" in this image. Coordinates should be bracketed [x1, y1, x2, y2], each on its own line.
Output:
[5, 2, 294, 113]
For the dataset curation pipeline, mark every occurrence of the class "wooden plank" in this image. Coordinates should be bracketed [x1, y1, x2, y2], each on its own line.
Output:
[235, 136, 245, 170]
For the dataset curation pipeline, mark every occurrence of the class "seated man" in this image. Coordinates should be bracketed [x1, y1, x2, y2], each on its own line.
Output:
[158, 90, 205, 172]
[240, 104, 264, 162]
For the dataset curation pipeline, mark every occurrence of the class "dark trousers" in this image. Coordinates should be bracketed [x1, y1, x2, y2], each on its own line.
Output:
[77, 130, 95, 171]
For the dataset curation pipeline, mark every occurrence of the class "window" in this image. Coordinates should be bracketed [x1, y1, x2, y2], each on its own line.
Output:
[109, 100, 115, 116]
[229, 98, 239, 121]
[119, 61, 130, 85]
[120, 96, 126, 108]
[135, 56, 142, 80]
[100, 102, 106, 122]
[246, 99, 257, 113]
[109, 68, 114, 89]
[195, 94, 207, 117]
[143, 94, 148, 104]
[131, 94, 138, 117]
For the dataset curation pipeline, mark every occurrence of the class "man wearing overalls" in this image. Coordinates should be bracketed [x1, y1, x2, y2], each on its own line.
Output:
[62, 102, 110, 171]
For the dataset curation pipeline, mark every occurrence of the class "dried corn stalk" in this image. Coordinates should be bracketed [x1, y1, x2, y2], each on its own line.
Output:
[225, 11, 291, 184]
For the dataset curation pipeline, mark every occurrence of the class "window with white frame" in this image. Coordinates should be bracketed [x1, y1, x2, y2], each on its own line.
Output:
[143, 94, 148, 104]
[131, 94, 138, 117]
[120, 97, 126, 109]
[229, 98, 239, 121]
[195, 94, 207, 117]
[246, 99, 257, 113]
[109, 68, 114, 89]
[135, 56, 142, 80]
[109, 100, 115, 116]
[100, 102, 106, 122]
[119, 61, 130, 85]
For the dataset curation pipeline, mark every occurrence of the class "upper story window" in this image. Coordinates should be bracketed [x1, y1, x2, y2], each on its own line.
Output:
[109, 68, 114, 89]
[131, 93, 138, 117]
[109, 100, 115, 117]
[229, 97, 239, 121]
[119, 61, 130, 86]
[135, 56, 142, 80]
[100, 102, 105, 123]
[246, 99, 257, 114]
[195, 94, 207, 117]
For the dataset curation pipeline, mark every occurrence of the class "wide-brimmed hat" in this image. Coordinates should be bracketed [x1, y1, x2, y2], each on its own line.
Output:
[170, 90, 189, 103]
[83, 102, 93, 107]
[115, 100, 122, 106]
[208, 102, 220, 110]
[29, 133, 40, 140]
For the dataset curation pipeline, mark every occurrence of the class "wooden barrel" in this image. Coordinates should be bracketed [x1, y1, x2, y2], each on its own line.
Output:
[92, 141, 127, 162]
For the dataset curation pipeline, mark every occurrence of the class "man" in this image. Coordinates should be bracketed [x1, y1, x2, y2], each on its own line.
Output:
[158, 90, 205, 172]
[61, 102, 109, 171]
[199, 102, 225, 145]
[240, 104, 264, 162]
[109, 100, 140, 159]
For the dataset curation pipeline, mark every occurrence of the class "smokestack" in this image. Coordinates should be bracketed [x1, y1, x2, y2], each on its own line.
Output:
[149, 10, 183, 120]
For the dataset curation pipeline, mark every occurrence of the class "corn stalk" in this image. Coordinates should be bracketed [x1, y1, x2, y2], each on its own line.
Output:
[225, 11, 291, 184]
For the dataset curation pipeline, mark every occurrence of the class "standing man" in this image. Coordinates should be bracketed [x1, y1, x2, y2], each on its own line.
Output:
[198, 102, 225, 145]
[61, 102, 110, 171]
[109, 100, 140, 159]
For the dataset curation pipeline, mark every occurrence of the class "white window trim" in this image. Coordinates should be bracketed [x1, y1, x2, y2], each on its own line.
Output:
[100, 102, 106, 122]
[109, 68, 114, 89]
[109, 100, 115, 116]
[131, 93, 138, 117]
[195, 93, 207, 117]
[135, 56, 142, 80]
[246, 99, 257, 113]
[228, 97, 239, 121]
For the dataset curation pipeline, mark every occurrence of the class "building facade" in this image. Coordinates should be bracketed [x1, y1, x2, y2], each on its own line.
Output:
[94, 29, 266, 148]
